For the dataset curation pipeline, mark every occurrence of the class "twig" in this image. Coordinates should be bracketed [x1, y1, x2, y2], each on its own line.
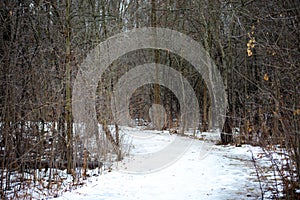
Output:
[250, 148, 264, 199]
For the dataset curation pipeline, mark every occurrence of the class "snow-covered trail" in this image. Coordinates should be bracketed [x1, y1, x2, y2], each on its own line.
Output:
[118, 135, 194, 173]
[57, 129, 262, 200]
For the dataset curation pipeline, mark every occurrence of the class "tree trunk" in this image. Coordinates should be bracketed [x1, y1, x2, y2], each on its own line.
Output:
[201, 86, 208, 132]
[221, 116, 233, 144]
[65, 0, 73, 174]
[151, 0, 162, 130]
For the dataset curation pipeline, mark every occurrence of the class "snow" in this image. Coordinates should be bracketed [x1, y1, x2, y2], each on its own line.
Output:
[57, 127, 265, 200]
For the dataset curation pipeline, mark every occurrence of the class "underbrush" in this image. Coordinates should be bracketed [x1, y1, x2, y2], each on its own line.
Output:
[250, 145, 300, 199]
[1, 166, 107, 199]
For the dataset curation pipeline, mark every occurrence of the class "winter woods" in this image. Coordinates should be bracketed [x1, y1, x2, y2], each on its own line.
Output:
[0, 0, 299, 198]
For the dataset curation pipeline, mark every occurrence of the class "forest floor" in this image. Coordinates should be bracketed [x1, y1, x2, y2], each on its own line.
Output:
[55, 126, 294, 200]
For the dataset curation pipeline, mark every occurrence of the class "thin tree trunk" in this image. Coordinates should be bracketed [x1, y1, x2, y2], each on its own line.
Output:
[151, 0, 161, 130]
[65, 0, 73, 174]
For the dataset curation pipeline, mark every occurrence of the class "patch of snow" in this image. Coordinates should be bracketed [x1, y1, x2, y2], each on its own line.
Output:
[57, 127, 266, 200]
